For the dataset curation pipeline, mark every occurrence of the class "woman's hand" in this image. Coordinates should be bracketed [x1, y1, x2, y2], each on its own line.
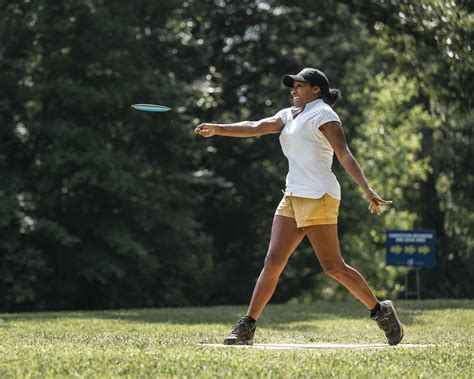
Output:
[364, 187, 393, 215]
[194, 123, 219, 138]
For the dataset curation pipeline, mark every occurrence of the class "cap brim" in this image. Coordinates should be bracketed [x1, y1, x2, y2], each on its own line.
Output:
[282, 74, 306, 87]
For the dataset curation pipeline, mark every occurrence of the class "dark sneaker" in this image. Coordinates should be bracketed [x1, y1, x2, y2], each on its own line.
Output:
[371, 300, 404, 345]
[223, 317, 256, 345]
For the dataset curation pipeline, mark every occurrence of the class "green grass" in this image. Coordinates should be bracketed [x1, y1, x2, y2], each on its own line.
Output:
[0, 300, 472, 378]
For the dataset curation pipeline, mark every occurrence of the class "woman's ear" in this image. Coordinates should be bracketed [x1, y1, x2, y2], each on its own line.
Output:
[313, 86, 320, 95]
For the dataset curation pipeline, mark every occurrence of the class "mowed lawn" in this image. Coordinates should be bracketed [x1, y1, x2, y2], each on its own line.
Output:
[0, 300, 472, 378]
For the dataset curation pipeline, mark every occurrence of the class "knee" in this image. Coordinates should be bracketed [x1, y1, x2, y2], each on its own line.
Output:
[263, 252, 287, 273]
[323, 262, 349, 280]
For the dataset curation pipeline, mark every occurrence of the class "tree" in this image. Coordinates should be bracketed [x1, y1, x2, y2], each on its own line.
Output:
[0, 0, 215, 310]
[345, 0, 474, 297]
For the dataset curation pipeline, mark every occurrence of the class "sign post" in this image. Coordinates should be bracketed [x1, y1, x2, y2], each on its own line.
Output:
[386, 230, 436, 299]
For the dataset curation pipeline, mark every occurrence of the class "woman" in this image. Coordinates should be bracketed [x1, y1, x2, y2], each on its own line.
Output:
[194, 68, 404, 346]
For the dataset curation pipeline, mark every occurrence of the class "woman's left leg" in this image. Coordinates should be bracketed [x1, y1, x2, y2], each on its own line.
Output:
[303, 224, 378, 310]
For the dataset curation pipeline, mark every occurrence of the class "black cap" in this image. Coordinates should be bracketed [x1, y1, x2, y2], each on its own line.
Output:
[282, 68, 330, 93]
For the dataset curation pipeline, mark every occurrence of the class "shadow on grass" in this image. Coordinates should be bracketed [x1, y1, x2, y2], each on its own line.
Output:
[1, 300, 472, 328]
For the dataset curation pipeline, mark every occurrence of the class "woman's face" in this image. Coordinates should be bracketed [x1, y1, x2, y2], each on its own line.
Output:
[291, 81, 320, 108]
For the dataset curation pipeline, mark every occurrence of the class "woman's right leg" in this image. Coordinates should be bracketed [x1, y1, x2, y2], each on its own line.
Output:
[246, 215, 305, 320]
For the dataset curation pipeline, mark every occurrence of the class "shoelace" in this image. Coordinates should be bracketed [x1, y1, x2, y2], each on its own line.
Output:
[377, 316, 393, 332]
[231, 319, 252, 335]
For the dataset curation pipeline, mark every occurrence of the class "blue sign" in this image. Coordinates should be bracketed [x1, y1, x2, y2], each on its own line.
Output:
[386, 230, 436, 267]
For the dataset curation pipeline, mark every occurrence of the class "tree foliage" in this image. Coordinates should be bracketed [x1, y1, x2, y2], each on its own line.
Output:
[0, 0, 472, 311]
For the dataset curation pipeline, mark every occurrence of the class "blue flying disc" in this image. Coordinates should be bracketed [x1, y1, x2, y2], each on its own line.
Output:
[131, 104, 171, 112]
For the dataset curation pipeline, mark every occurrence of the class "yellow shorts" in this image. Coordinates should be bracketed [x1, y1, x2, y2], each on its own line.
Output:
[275, 193, 340, 228]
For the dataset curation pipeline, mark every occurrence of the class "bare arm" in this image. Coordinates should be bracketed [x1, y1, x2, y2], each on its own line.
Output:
[320, 121, 393, 215]
[194, 115, 284, 138]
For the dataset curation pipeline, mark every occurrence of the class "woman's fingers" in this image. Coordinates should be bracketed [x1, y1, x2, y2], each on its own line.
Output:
[366, 188, 393, 215]
[194, 124, 213, 137]
[369, 203, 380, 215]
[368, 198, 392, 215]
[368, 202, 380, 215]
[195, 123, 208, 132]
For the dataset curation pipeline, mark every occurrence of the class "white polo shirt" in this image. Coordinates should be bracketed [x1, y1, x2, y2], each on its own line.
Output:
[276, 98, 342, 200]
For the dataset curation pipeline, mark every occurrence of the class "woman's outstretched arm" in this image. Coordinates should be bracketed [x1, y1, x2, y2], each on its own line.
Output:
[194, 115, 284, 138]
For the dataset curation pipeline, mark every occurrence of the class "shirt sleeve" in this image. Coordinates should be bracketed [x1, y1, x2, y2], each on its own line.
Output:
[275, 108, 290, 126]
[310, 106, 341, 129]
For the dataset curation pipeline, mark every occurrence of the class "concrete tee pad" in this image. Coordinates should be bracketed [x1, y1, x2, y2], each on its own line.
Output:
[202, 343, 431, 350]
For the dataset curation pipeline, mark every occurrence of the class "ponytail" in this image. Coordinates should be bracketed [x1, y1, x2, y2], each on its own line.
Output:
[322, 88, 341, 107]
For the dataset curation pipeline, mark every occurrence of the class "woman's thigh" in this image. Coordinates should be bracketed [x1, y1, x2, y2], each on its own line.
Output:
[302, 224, 345, 269]
[266, 215, 305, 262]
